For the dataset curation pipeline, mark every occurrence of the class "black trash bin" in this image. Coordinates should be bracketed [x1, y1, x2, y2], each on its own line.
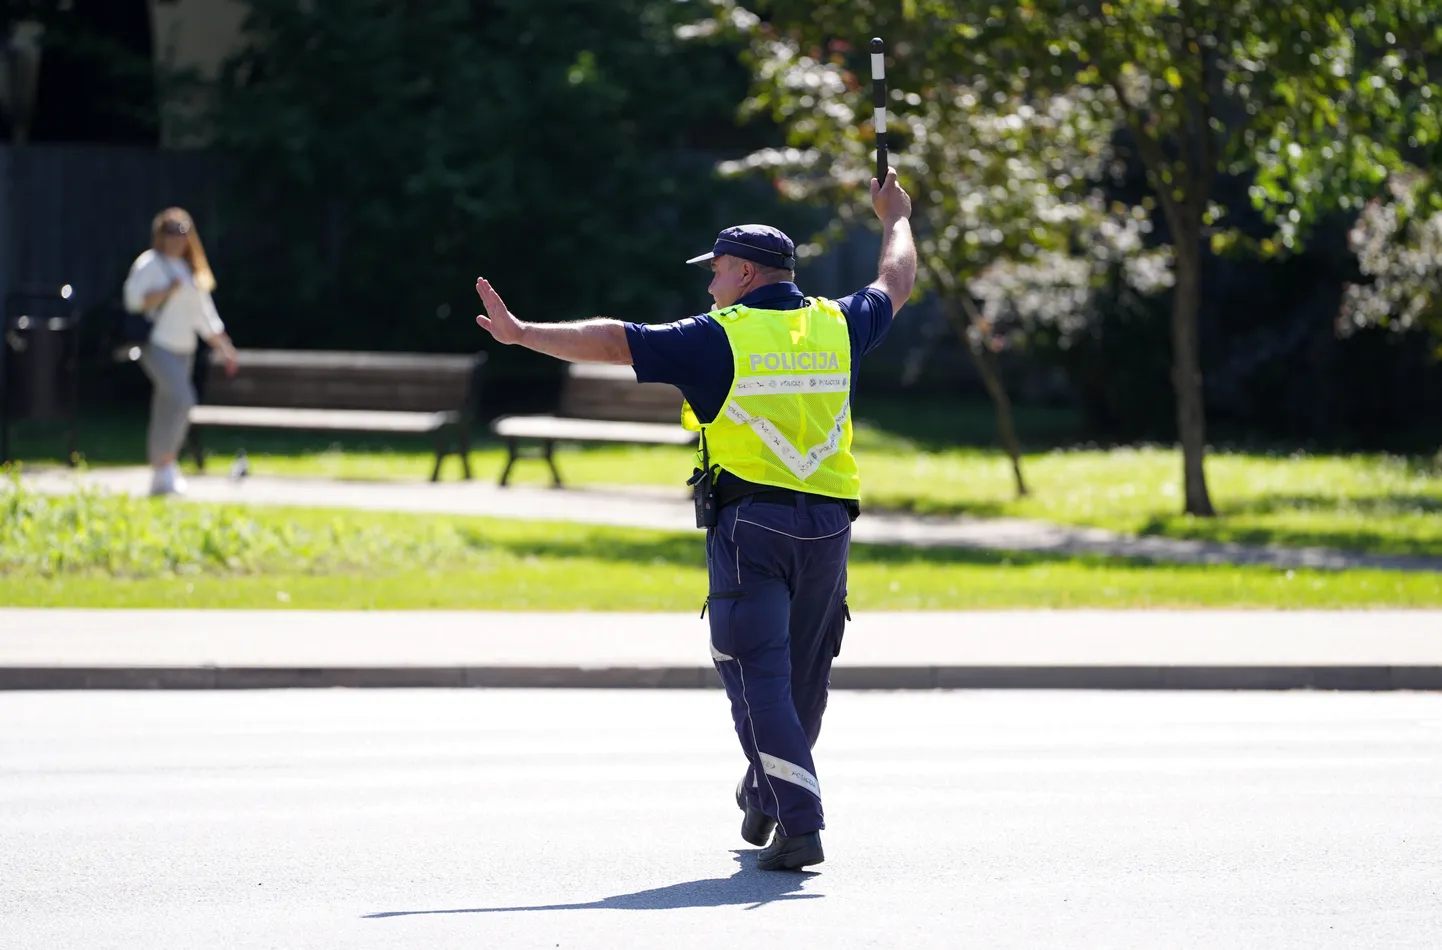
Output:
[1, 286, 81, 467]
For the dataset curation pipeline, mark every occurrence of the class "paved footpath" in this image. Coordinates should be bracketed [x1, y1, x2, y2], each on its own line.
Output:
[4, 609, 1441, 690]
[19, 466, 1442, 572]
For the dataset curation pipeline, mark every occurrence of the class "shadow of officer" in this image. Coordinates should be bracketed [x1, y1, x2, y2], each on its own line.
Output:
[363, 851, 822, 918]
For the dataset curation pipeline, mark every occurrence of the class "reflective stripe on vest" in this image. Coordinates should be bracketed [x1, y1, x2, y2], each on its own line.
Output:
[682, 297, 860, 500]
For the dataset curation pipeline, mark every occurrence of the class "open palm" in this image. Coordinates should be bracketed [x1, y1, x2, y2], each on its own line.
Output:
[475, 277, 524, 345]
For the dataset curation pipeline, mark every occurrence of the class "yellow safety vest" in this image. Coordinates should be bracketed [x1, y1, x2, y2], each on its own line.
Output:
[682, 297, 860, 500]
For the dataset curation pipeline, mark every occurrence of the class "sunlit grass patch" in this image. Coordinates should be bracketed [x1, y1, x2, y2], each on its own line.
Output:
[3, 482, 1439, 610]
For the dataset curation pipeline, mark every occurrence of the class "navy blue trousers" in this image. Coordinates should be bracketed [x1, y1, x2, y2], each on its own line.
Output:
[706, 495, 851, 837]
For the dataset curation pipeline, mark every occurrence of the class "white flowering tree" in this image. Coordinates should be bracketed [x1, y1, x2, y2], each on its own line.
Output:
[1341, 178, 1442, 348]
[696, 11, 1169, 497]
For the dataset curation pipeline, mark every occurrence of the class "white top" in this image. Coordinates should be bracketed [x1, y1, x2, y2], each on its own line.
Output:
[122, 250, 225, 355]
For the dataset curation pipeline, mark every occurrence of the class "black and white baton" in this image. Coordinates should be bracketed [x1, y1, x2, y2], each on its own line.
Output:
[870, 37, 888, 182]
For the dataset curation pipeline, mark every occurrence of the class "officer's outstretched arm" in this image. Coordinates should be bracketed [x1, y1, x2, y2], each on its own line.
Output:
[475, 277, 632, 365]
[870, 169, 916, 315]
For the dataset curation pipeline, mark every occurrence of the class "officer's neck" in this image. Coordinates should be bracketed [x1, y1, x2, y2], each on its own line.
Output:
[735, 280, 800, 306]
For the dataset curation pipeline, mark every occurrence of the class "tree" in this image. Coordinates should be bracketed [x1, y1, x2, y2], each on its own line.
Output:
[204, 0, 767, 353]
[702, 18, 1169, 496]
[1341, 176, 1442, 348]
[709, 0, 1442, 515]
[1, 0, 159, 144]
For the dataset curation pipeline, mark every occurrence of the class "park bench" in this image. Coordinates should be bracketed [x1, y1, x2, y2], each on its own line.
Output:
[186, 349, 486, 482]
[489, 363, 696, 486]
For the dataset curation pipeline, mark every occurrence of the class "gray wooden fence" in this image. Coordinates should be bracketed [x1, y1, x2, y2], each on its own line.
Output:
[0, 144, 231, 312]
[0, 144, 978, 396]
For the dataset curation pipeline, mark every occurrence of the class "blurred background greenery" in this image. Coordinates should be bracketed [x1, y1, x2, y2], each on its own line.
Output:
[4, 0, 1442, 608]
[6, 0, 1442, 457]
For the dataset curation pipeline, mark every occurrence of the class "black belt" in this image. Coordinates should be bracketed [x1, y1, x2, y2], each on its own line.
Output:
[739, 489, 844, 507]
[716, 481, 860, 520]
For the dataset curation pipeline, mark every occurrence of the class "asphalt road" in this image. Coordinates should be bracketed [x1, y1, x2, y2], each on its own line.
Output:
[2, 690, 1440, 949]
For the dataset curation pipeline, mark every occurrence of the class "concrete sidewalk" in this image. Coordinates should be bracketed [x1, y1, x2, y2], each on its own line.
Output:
[20, 466, 1442, 572]
[3, 609, 1440, 691]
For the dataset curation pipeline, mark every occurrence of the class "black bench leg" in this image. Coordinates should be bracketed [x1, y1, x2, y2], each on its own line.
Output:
[431, 428, 448, 483]
[188, 427, 205, 472]
[544, 439, 562, 489]
[499, 437, 519, 487]
[459, 422, 472, 480]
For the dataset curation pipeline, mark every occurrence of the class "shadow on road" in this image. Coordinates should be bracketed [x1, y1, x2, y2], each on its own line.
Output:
[364, 851, 821, 918]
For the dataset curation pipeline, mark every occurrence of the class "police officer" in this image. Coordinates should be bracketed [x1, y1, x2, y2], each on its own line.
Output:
[475, 170, 915, 871]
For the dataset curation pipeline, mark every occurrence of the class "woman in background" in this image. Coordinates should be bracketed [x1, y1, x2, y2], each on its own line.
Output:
[122, 207, 238, 496]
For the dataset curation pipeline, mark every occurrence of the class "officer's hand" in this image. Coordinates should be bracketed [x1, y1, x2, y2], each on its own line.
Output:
[871, 168, 912, 223]
[475, 277, 525, 345]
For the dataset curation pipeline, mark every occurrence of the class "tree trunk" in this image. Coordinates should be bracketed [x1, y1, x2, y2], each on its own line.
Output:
[1170, 231, 1215, 516]
[968, 339, 1029, 498]
[950, 294, 1028, 498]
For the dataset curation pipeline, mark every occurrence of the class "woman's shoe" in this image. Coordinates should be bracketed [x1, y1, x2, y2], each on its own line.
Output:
[149, 465, 175, 496]
[167, 462, 188, 495]
[149, 463, 188, 496]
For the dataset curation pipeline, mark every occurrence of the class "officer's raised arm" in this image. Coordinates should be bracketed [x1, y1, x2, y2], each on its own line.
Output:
[869, 169, 916, 316]
[474, 277, 632, 365]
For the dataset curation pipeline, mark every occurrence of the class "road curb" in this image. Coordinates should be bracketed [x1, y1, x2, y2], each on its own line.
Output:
[3, 665, 1442, 690]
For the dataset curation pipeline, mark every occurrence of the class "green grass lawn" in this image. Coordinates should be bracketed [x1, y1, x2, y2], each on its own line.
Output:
[861, 447, 1442, 557]
[2, 487, 1439, 609]
[9, 408, 1442, 557]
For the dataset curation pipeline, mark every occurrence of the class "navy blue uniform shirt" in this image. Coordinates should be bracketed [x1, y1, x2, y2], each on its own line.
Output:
[623, 281, 894, 425]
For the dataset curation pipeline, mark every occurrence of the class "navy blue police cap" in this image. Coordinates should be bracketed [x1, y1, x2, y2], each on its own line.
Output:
[686, 224, 796, 270]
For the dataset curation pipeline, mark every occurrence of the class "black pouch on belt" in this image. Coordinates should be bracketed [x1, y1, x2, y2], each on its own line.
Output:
[688, 432, 718, 528]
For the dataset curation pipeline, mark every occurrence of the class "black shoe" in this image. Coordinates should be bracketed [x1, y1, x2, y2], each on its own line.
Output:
[736, 777, 777, 847]
[756, 831, 824, 871]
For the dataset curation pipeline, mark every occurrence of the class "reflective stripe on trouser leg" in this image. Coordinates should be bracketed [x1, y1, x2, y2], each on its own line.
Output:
[758, 751, 820, 797]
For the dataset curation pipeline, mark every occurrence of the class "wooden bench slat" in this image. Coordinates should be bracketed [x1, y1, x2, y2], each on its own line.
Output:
[208, 349, 479, 374]
[203, 373, 472, 413]
[202, 382, 470, 413]
[189, 406, 457, 433]
[565, 363, 635, 380]
[559, 381, 681, 423]
[492, 415, 696, 445]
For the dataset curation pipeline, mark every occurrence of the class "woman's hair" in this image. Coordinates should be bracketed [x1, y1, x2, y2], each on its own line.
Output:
[151, 207, 216, 293]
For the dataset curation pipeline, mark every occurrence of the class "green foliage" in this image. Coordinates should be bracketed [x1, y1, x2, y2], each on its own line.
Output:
[205, 0, 769, 352]
[884, 1, 1425, 240]
[0, 479, 479, 576]
[989, 1, 1438, 255]
[2, 1, 161, 142]
[713, 0, 1442, 267]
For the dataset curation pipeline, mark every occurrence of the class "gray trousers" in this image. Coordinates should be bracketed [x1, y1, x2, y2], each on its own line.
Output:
[137, 344, 197, 466]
